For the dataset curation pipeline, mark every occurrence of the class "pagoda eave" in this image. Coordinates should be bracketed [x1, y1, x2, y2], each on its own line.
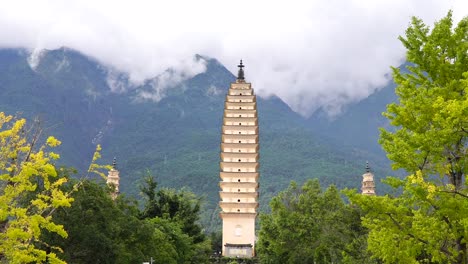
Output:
[220, 212, 257, 218]
[219, 202, 259, 209]
[219, 182, 258, 189]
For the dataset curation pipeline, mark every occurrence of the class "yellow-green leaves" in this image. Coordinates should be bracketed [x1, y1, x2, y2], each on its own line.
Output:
[348, 168, 468, 263]
[46, 136, 61, 147]
[87, 144, 111, 180]
[0, 113, 72, 263]
[353, 11, 468, 263]
[382, 11, 468, 179]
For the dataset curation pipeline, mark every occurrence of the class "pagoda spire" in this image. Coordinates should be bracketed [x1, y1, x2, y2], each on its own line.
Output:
[237, 59, 245, 82]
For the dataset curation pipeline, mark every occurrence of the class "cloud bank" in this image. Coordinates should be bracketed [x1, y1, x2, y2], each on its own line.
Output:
[0, 0, 466, 116]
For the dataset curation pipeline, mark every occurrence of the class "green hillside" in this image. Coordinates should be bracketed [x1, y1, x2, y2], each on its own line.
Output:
[0, 47, 394, 231]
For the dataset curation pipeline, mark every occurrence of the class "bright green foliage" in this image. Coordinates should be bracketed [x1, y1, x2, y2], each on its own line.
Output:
[346, 171, 468, 264]
[347, 11, 468, 264]
[382, 11, 468, 184]
[0, 113, 73, 263]
[87, 144, 112, 180]
[257, 179, 374, 264]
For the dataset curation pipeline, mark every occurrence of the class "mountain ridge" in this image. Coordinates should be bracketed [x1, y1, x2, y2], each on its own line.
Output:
[0, 47, 395, 231]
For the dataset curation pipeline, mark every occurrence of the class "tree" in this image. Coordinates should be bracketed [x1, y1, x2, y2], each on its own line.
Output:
[140, 175, 205, 241]
[41, 179, 175, 264]
[257, 179, 373, 264]
[0, 113, 73, 263]
[382, 11, 468, 188]
[347, 11, 468, 263]
[140, 175, 211, 263]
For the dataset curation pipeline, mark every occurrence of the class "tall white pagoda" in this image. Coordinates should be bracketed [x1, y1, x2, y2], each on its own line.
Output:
[219, 60, 259, 258]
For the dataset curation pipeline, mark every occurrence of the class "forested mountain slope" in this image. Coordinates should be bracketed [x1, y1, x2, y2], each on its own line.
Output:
[0, 47, 395, 230]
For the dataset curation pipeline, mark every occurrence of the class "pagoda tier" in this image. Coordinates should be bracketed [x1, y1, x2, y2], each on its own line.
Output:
[223, 117, 258, 126]
[219, 61, 259, 258]
[226, 95, 256, 102]
[219, 181, 258, 189]
[219, 172, 259, 182]
[219, 191, 259, 199]
[224, 109, 257, 117]
[225, 101, 256, 110]
[222, 126, 258, 134]
[220, 152, 259, 161]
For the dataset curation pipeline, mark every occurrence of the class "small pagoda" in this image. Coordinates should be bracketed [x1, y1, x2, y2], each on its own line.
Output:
[107, 157, 120, 200]
[361, 161, 376, 196]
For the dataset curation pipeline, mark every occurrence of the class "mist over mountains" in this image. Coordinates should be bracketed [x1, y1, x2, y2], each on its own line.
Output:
[0, 47, 398, 230]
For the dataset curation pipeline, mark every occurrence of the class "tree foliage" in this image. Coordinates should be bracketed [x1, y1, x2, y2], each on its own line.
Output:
[0, 112, 213, 263]
[42, 179, 176, 264]
[140, 176, 204, 240]
[347, 11, 468, 264]
[140, 175, 211, 263]
[41, 176, 212, 264]
[382, 10, 468, 187]
[0, 113, 73, 263]
[257, 179, 374, 264]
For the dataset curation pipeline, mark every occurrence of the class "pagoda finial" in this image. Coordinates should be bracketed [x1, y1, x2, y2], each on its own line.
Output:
[237, 60, 245, 81]
[112, 157, 117, 169]
[365, 161, 370, 173]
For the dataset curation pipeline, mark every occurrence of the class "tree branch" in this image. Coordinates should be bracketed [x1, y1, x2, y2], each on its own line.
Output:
[385, 212, 452, 257]
[438, 190, 468, 199]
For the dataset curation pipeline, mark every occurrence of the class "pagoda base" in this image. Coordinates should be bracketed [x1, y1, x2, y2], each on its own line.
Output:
[224, 243, 254, 258]
[220, 212, 256, 257]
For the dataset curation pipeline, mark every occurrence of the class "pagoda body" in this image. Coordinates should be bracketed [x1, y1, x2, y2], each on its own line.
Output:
[219, 61, 259, 258]
[107, 158, 120, 200]
[361, 162, 376, 196]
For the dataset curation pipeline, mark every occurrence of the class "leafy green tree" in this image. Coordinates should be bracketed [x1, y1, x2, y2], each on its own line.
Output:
[257, 179, 373, 264]
[148, 217, 193, 264]
[347, 11, 468, 264]
[140, 175, 211, 263]
[42, 179, 178, 264]
[41, 173, 210, 264]
[382, 11, 468, 187]
[140, 176, 205, 240]
[0, 113, 74, 263]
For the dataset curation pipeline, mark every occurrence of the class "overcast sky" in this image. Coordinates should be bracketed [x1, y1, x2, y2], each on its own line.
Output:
[0, 0, 466, 116]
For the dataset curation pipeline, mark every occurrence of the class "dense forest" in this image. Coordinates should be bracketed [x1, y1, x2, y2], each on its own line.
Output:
[0, 10, 467, 264]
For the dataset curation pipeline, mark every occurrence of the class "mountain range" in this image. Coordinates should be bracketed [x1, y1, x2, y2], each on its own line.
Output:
[0, 47, 399, 231]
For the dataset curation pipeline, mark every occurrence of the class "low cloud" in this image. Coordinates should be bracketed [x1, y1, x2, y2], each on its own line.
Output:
[0, 0, 466, 116]
[27, 48, 46, 70]
[136, 57, 207, 102]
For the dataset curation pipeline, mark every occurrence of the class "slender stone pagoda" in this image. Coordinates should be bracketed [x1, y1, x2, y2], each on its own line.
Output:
[219, 60, 259, 258]
[361, 161, 376, 196]
[107, 157, 120, 200]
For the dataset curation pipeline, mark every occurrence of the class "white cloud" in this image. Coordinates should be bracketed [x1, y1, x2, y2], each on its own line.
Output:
[0, 0, 466, 116]
[27, 48, 46, 70]
[136, 56, 207, 102]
